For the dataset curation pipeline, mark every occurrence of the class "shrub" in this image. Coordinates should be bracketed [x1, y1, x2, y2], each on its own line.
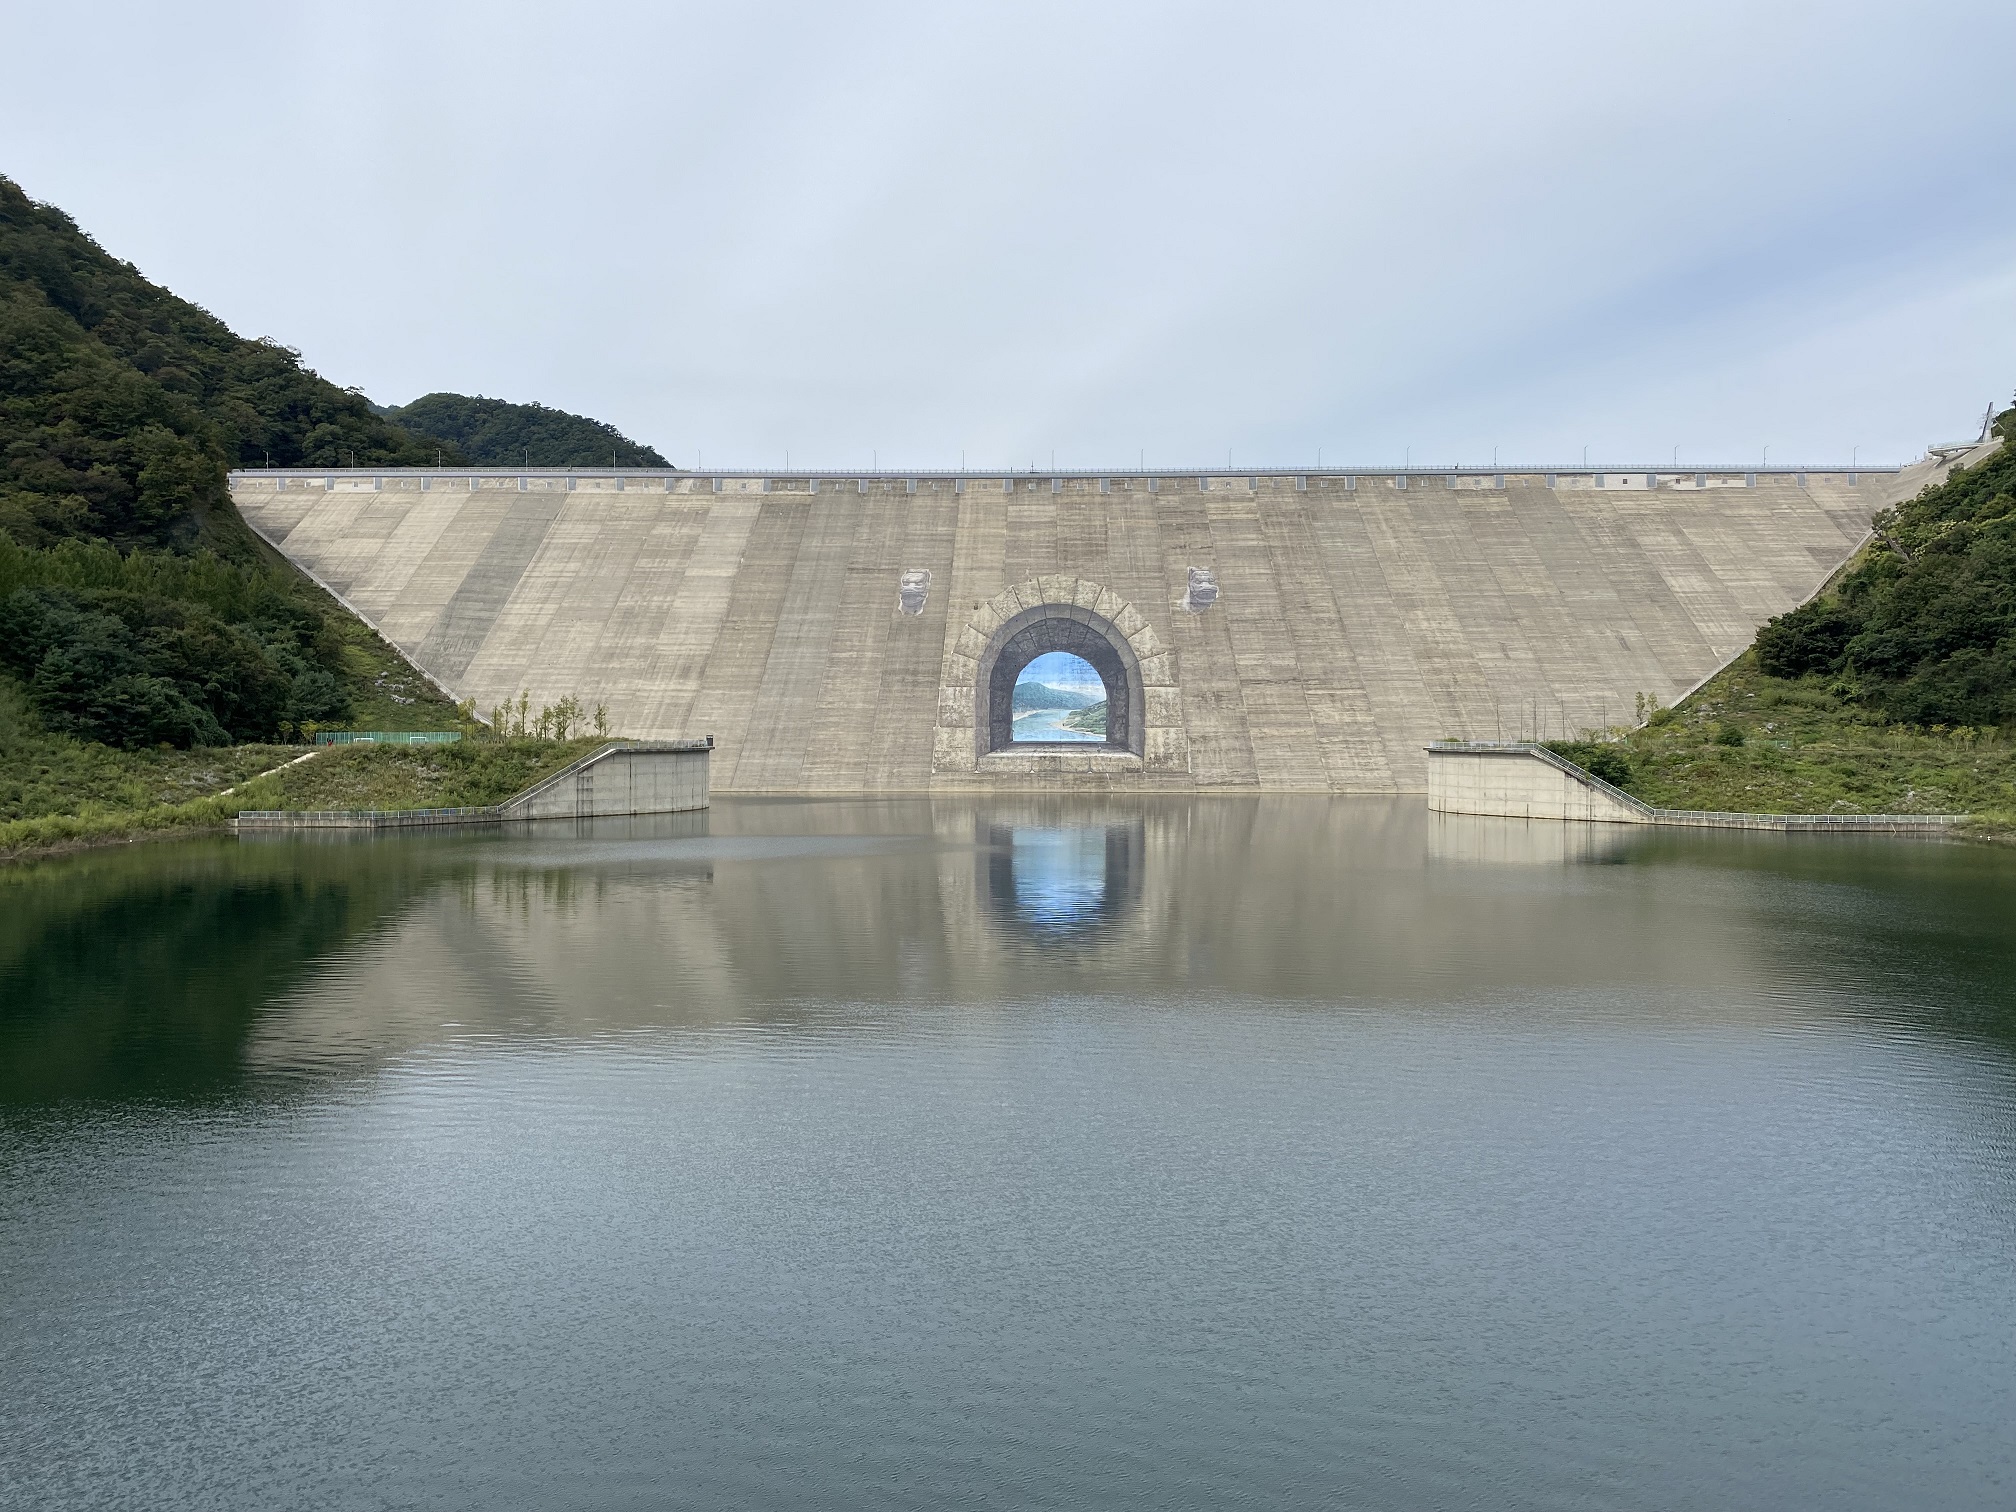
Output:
[1756, 599, 1858, 679]
[1746, 404, 2016, 723]
[1544, 740, 1632, 786]
[0, 583, 331, 747]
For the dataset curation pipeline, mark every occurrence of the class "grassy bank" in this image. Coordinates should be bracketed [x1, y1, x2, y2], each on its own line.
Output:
[1540, 416, 2016, 841]
[314, 596, 462, 732]
[255, 739, 606, 811]
[0, 782, 290, 862]
[0, 679, 293, 821]
[0, 703, 609, 862]
[1548, 652, 2016, 838]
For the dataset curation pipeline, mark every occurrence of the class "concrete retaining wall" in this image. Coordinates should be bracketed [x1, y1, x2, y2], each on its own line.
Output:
[501, 740, 711, 819]
[235, 740, 711, 832]
[1426, 742, 1961, 834]
[1427, 742, 1647, 822]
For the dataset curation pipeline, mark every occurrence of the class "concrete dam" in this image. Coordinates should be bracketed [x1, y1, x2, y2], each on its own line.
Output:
[230, 463, 1931, 793]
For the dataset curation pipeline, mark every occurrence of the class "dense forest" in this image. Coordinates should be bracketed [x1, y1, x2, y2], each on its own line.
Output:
[0, 537, 355, 746]
[0, 176, 449, 553]
[0, 176, 673, 758]
[0, 174, 458, 747]
[385, 392, 671, 468]
[1755, 405, 2016, 726]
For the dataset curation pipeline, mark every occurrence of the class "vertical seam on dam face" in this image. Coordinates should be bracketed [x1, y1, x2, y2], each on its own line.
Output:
[231, 468, 1926, 793]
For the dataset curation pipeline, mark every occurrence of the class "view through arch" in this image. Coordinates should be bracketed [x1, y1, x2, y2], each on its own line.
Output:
[1011, 651, 1107, 742]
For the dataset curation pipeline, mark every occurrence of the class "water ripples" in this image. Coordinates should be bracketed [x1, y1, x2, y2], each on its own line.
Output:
[4, 799, 2016, 1508]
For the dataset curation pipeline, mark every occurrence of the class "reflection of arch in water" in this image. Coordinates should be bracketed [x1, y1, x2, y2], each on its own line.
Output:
[981, 818, 1145, 941]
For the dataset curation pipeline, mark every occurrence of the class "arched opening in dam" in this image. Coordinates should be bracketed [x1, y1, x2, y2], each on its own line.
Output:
[978, 603, 1145, 757]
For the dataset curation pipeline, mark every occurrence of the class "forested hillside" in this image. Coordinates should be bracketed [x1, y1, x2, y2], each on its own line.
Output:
[0, 172, 459, 762]
[385, 392, 671, 468]
[1755, 406, 2016, 726]
[0, 176, 449, 553]
[1555, 406, 2016, 828]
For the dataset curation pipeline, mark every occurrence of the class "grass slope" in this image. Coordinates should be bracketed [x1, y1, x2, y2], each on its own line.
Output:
[0, 714, 610, 862]
[0, 675, 292, 824]
[1588, 652, 2016, 823]
[320, 606, 461, 731]
[259, 739, 606, 812]
[1541, 412, 2016, 837]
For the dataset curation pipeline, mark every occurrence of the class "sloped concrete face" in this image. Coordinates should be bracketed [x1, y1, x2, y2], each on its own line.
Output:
[232, 468, 1919, 793]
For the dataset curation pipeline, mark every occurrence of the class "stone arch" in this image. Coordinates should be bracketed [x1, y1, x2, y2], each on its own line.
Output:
[931, 576, 1188, 777]
[980, 603, 1144, 755]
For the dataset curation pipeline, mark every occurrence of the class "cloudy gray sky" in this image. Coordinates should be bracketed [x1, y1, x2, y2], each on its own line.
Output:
[6, 0, 2012, 469]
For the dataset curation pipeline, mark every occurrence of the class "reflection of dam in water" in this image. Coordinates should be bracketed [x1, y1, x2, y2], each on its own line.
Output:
[18, 817, 2016, 1510]
[224, 796, 1874, 1076]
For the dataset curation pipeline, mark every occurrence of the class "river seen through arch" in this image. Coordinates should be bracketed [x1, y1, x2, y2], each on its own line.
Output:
[3, 797, 2013, 1509]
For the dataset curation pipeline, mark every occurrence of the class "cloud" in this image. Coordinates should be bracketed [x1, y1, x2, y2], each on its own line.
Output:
[6, 0, 2011, 467]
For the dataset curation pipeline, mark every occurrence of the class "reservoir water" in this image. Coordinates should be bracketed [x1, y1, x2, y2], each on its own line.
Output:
[1011, 707, 1104, 741]
[3, 797, 2014, 1510]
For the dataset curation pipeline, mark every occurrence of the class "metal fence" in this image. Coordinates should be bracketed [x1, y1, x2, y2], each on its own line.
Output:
[312, 731, 463, 746]
[235, 805, 501, 830]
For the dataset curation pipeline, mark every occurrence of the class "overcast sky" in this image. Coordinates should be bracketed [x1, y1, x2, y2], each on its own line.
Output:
[6, 1, 2013, 470]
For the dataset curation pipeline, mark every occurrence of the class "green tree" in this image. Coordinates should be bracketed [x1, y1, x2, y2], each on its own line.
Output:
[1747, 404, 2016, 728]
[386, 392, 672, 468]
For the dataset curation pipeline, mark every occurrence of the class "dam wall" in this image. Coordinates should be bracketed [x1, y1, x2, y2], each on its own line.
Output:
[231, 465, 1931, 793]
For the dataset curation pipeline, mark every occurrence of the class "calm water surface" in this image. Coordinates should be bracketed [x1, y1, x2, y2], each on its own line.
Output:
[1010, 707, 1103, 741]
[3, 798, 2014, 1510]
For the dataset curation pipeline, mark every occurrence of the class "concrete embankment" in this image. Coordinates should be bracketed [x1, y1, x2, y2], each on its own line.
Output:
[235, 739, 711, 832]
[1426, 742, 1961, 834]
